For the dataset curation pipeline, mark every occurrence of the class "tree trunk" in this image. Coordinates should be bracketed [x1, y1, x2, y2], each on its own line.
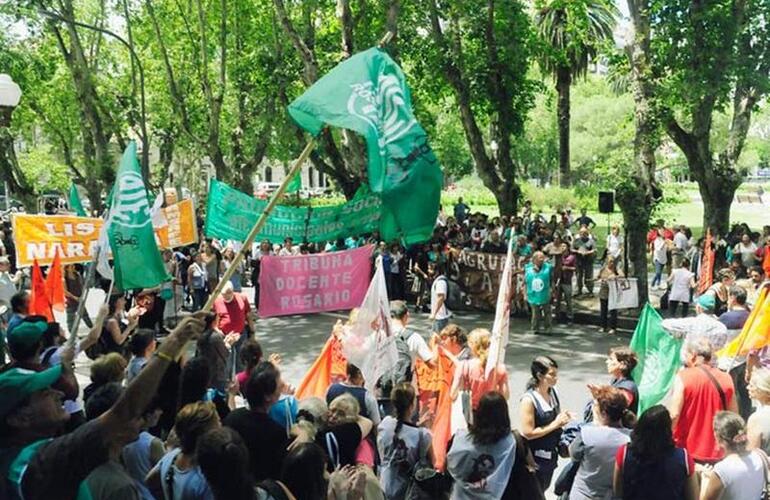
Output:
[490, 180, 519, 216]
[699, 171, 739, 236]
[556, 65, 571, 188]
[618, 0, 659, 307]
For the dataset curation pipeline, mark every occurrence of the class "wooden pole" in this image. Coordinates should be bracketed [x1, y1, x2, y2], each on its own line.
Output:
[201, 140, 316, 312]
[200, 31, 394, 313]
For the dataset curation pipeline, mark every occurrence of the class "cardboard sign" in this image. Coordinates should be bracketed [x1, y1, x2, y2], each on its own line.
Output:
[155, 199, 198, 249]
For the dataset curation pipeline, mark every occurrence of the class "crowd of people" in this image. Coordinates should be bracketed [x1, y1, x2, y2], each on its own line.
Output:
[0, 199, 769, 500]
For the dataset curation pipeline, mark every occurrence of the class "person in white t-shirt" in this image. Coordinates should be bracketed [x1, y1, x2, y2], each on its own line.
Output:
[279, 237, 300, 257]
[390, 300, 435, 367]
[701, 411, 765, 500]
[428, 263, 451, 333]
[651, 229, 668, 289]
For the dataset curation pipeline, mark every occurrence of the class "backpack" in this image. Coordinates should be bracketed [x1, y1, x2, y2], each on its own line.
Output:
[435, 275, 463, 311]
[377, 329, 414, 397]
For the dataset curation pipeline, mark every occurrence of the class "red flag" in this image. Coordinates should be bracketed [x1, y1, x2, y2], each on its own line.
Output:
[416, 347, 455, 471]
[296, 334, 348, 400]
[30, 259, 53, 321]
[46, 249, 65, 312]
[698, 229, 714, 294]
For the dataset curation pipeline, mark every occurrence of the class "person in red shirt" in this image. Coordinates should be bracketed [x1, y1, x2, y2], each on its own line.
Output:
[668, 337, 737, 464]
[214, 282, 256, 373]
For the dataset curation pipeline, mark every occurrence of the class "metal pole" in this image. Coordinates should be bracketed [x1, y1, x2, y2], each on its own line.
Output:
[67, 258, 97, 347]
[200, 140, 316, 312]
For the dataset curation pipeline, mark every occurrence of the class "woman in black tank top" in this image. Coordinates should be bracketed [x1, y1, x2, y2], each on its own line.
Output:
[519, 356, 573, 491]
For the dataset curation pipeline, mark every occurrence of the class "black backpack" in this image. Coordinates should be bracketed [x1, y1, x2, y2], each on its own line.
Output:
[377, 329, 415, 397]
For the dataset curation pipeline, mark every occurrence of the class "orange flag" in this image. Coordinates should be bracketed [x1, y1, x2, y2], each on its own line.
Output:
[698, 229, 715, 294]
[415, 347, 455, 471]
[30, 259, 53, 321]
[296, 335, 348, 400]
[718, 286, 770, 358]
[46, 249, 65, 312]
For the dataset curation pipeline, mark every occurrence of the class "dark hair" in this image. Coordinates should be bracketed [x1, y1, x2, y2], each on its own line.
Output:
[390, 300, 408, 320]
[280, 443, 328, 500]
[239, 339, 263, 371]
[244, 362, 280, 409]
[527, 355, 558, 390]
[346, 363, 362, 381]
[175, 401, 219, 454]
[390, 383, 416, 446]
[751, 265, 765, 277]
[713, 411, 748, 453]
[178, 357, 212, 410]
[628, 405, 674, 461]
[470, 392, 511, 445]
[10, 291, 28, 314]
[197, 428, 255, 500]
[40, 322, 62, 349]
[85, 382, 124, 420]
[107, 293, 127, 316]
[609, 347, 639, 378]
[129, 329, 155, 356]
[729, 286, 747, 306]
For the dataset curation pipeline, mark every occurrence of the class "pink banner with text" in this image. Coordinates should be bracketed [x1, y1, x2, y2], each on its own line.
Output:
[258, 245, 373, 318]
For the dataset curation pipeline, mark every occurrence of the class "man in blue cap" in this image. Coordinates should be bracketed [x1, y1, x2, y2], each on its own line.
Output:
[0, 314, 207, 500]
[662, 293, 731, 355]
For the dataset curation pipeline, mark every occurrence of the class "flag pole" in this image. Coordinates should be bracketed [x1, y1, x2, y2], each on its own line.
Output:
[198, 30, 394, 312]
[67, 211, 111, 348]
[200, 140, 316, 312]
[726, 282, 770, 373]
[66, 258, 98, 348]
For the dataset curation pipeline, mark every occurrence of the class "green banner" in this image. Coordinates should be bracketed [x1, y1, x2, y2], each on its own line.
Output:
[204, 179, 381, 244]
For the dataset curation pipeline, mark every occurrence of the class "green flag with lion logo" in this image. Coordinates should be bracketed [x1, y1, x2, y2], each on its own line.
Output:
[630, 303, 683, 414]
[288, 47, 443, 244]
[106, 142, 169, 290]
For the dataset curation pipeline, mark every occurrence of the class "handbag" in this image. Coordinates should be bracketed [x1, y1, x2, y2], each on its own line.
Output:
[660, 289, 670, 310]
[404, 430, 452, 500]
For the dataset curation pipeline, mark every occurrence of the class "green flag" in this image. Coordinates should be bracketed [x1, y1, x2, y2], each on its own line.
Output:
[288, 47, 443, 244]
[106, 142, 169, 290]
[630, 303, 683, 414]
[69, 184, 86, 216]
[286, 171, 301, 194]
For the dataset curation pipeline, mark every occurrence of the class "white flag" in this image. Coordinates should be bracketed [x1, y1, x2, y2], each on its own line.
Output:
[485, 235, 515, 378]
[341, 257, 398, 392]
[96, 207, 114, 281]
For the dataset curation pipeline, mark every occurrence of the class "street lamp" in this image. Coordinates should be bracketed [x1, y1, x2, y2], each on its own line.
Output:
[0, 74, 22, 125]
[0, 74, 21, 210]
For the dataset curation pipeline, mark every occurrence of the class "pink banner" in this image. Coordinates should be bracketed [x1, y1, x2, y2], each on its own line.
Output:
[258, 245, 373, 318]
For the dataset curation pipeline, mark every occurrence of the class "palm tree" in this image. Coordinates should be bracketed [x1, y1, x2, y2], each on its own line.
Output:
[535, 0, 618, 187]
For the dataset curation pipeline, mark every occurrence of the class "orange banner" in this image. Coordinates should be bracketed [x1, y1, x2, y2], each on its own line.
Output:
[12, 214, 103, 267]
[155, 199, 198, 249]
[13, 199, 198, 267]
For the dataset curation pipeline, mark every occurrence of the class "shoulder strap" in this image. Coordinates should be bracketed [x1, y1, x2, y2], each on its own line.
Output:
[550, 387, 561, 412]
[40, 347, 57, 367]
[325, 432, 340, 469]
[526, 389, 544, 414]
[698, 366, 727, 410]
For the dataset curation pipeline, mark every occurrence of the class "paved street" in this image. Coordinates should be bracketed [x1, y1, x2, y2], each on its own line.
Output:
[75, 285, 627, 425]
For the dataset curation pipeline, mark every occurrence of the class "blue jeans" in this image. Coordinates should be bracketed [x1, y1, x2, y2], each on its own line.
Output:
[432, 317, 449, 333]
[652, 261, 664, 287]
